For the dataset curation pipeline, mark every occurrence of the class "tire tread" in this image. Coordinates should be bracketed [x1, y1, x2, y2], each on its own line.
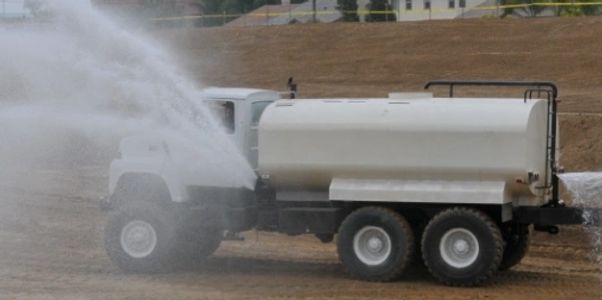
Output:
[337, 206, 414, 282]
[421, 207, 503, 287]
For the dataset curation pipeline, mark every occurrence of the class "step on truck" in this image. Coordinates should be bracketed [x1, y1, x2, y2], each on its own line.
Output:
[101, 80, 599, 286]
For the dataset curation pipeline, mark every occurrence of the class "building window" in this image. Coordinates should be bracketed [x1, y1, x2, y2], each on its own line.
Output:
[459, 0, 466, 7]
[424, 0, 431, 9]
[449, 0, 455, 8]
[406, 0, 412, 10]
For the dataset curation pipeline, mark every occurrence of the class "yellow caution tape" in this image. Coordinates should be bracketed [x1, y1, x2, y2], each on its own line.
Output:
[152, 2, 602, 22]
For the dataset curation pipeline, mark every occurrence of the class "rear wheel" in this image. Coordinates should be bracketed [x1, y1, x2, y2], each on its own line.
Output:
[421, 207, 503, 286]
[337, 207, 414, 282]
[499, 225, 530, 271]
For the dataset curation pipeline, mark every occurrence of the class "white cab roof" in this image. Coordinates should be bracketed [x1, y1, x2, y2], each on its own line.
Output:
[202, 87, 278, 100]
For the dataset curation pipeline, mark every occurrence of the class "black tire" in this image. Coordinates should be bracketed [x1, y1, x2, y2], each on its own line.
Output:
[104, 205, 178, 273]
[175, 226, 223, 265]
[421, 207, 504, 286]
[499, 226, 530, 271]
[337, 206, 414, 282]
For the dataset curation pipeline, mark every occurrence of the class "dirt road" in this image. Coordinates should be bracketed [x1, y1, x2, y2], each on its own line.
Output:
[0, 169, 600, 300]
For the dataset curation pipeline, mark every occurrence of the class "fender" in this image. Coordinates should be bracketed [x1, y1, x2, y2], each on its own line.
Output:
[109, 158, 188, 203]
[108, 134, 188, 203]
[108, 133, 252, 205]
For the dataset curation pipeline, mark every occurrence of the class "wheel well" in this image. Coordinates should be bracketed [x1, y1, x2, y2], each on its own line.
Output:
[111, 173, 172, 209]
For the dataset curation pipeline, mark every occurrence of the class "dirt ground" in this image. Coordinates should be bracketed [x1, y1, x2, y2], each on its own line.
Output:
[2, 17, 602, 299]
[0, 169, 600, 300]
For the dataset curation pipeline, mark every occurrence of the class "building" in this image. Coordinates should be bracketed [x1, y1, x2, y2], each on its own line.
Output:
[226, 0, 498, 27]
[390, 0, 496, 21]
[226, 0, 342, 27]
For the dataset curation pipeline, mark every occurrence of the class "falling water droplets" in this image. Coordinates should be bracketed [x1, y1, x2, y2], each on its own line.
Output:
[0, 0, 256, 188]
[558, 172, 602, 278]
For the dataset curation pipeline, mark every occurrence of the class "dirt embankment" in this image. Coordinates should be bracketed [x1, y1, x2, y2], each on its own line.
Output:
[158, 17, 602, 171]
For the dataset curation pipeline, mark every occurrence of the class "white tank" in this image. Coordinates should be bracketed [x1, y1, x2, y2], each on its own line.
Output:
[257, 97, 550, 205]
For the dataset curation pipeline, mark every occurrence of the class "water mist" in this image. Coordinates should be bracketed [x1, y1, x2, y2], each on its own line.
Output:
[0, 0, 256, 189]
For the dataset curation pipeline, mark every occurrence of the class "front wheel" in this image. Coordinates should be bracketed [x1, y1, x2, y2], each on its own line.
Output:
[337, 207, 414, 282]
[421, 207, 504, 286]
[175, 226, 223, 265]
[104, 205, 177, 273]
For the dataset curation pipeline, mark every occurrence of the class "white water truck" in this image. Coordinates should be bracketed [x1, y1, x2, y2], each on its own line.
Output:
[101, 80, 598, 286]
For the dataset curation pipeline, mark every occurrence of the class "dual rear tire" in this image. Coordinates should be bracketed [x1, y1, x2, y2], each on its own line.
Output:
[337, 206, 505, 286]
[421, 207, 504, 286]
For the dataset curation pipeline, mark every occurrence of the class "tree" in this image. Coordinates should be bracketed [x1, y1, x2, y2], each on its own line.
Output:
[500, 0, 600, 17]
[500, 0, 550, 17]
[366, 0, 396, 22]
[337, 0, 359, 22]
[557, 0, 600, 16]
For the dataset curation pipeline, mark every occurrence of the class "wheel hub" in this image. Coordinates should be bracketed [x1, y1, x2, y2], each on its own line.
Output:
[353, 226, 392, 266]
[453, 239, 470, 254]
[367, 237, 384, 252]
[439, 228, 479, 269]
[120, 220, 158, 259]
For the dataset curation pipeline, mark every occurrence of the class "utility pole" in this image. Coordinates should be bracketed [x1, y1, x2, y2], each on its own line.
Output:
[312, 0, 317, 23]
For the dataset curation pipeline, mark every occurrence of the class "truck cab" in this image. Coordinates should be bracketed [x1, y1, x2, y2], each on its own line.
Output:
[201, 88, 280, 169]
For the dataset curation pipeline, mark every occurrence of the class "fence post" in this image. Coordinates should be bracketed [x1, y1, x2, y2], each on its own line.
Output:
[496, 0, 500, 17]
[312, 0, 317, 22]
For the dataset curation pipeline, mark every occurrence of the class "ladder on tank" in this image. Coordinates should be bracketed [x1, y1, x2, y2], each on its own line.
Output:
[424, 80, 561, 206]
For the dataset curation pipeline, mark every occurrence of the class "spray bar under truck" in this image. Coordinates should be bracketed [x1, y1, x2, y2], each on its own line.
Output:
[101, 80, 601, 287]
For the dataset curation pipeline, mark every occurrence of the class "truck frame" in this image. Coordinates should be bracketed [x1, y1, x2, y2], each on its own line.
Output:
[101, 80, 598, 287]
